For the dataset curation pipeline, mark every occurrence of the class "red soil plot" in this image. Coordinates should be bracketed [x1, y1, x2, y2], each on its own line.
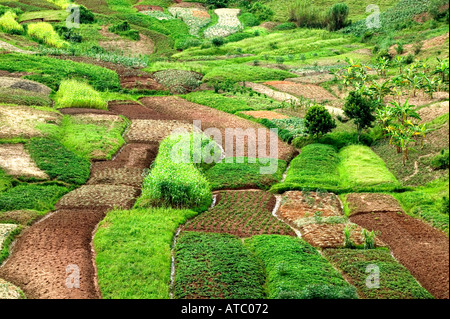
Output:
[183, 190, 296, 237]
[263, 81, 337, 102]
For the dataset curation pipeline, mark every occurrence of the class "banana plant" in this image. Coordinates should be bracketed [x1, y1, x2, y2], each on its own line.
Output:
[406, 74, 423, 97]
[395, 55, 405, 74]
[423, 75, 438, 99]
[375, 56, 390, 78]
[413, 123, 429, 149]
[369, 79, 392, 103]
[434, 58, 449, 83]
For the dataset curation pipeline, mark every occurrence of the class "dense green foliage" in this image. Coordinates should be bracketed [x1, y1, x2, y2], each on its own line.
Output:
[324, 249, 434, 299]
[54, 80, 107, 109]
[0, 168, 12, 193]
[0, 184, 69, 211]
[204, 64, 297, 83]
[94, 207, 198, 299]
[174, 231, 266, 299]
[343, 91, 376, 139]
[26, 138, 91, 185]
[245, 235, 357, 299]
[305, 105, 336, 138]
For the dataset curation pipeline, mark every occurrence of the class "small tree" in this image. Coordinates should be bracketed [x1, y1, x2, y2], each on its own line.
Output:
[305, 105, 336, 138]
[343, 91, 376, 141]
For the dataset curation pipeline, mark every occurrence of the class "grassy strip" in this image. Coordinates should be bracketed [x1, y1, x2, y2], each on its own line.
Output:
[54, 80, 107, 110]
[0, 184, 70, 212]
[205, 157, 287, 190]
[0, 88, 52, 107]
[244, 235, 357, 299]
[203, 64, 297, 83]
[393, 178, 449, 235]
[94, 207, 198, 299]
[26, 138, 90, 185]
[337, 145, 400, 189]
[323, 249, 434, 299]
[137, 133, 213, 210]
[0, 53, 120, 91]
[174, 231, 266, 299]
[284, 144, 341, 188]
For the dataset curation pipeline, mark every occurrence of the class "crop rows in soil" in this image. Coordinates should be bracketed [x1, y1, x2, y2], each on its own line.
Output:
[184, 190, 295, 238]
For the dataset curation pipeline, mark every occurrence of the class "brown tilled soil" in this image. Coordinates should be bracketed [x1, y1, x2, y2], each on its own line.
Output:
[108, 101, 172, 120]
[350, 211, 449, 299]
[240, 110, 289, 120]
[58, 108, 116, 116]
[140, 96, 295, 161]
[418, 101, 449, 124]
[346, 193, 403, 216]
[120, 76, 167, 91]
[126, 119, 197, 143]
[299, 223, 385, 249]
[263, 81, 337, 102]
[286, 73, 335, 84]
[87, 167, 144, 188]
[0, 209, 106, 299]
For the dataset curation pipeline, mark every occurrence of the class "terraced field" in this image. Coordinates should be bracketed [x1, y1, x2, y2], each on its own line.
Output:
[0, 0, 448, 303]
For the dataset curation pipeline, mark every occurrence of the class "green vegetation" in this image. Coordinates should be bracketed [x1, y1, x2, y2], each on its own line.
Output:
[0, 54, 120, 91]
[324, 249, 434, 299]
[137, 134, 214, 210]
[0, 88, 52, 107]
[0, 10, 23, 34]
[0, 224, 21, 264]
[0, 184, 69, 212]
[26, 138, 90, 185]
[0, 168, 12, 192]
[203, 64, 297, 83]
[305, 105, 337, 138]
[174, 231, 266, 299]
[94, 207, 198, 299]
[27, 22, 68, 48]
[205, 157, 287, 190]
[338, 145, 400, 189]
[153, 70, 202, 94]
[54, 80, 107, 110]
[245, 235, 357, 299]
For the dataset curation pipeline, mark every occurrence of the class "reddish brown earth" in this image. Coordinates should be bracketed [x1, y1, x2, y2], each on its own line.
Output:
[346, 193, 403, 216]
[350, 211, 449, 299]
[108, 101, 172, 120]
[140, 96, 296, 161]
[120, 76, 167, 91]
[134, 5, 163, 12]
[58, 108, 116, 116]
[0, 209, 106, 299]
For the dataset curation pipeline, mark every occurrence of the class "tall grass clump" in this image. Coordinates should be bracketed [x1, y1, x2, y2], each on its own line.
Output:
[0, 11, 23, 34]
[288, 0, 327, 28]
[27, 22, 68, 48]
[327, 3, 350, 31]
[138, 133, 219, 209]
[54, 80, 107, 109]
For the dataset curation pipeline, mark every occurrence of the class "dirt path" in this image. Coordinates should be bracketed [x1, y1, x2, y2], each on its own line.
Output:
[0, 40, 36, 54]
[348, 194, 449, 299]
[0, 101, 167, 299]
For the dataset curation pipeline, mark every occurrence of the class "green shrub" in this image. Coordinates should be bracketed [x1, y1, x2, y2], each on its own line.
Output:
[54, 80, 107, 109]
[0, 5, 22, 16]
[305, 105, 337, 138]
[26, 138, 90, 185]
[94, 207, 198, 299]
[428, 0, 449, 21]
[239, 12, 260, 28]
[327, 3, 350, 31]
[431, 149, 449, 169]
[273, 22, 297, 30]
[0, 184, 69, 212]
[0, 169, 12, 193]
[137, 134, 214, 209]
[343, 91, 376, 140]
[0, 11, 23, 34]
[245, 235, 356, 299]
[78, 5, 95, 24]
[225, 32, 254, 43]
[27, 22, 68, 48]
[212, 37, 225, 47]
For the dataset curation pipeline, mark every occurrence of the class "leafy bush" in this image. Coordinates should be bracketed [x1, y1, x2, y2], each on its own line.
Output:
[94, 207, 198, 299]
[108, 21, 140, 40]
[27, 22, 68, 48]
[273, 22, 297, 30]
[0, 184, 70, 212]
[225, 32, 255, 43]
[431, 149, 449, 169]
[26, 138, 90, 185]
[0, 11, 23, 34]
[212, 37, 225, 47]
[305, 105, 337, 138]
[248, 2, 274, 22]
[245, 235, 356, 299]
[0, 169, 12, 193]
[428, 0, 449, 21]
[327, 3, 350, 31]
[343, 91, 376, 140]
[54, 80, 107, 109]
[0, 5, 22, 16]
[78, 5, 95, 24]
[239, 12, 260, 27]
[138, 134, 215, 209]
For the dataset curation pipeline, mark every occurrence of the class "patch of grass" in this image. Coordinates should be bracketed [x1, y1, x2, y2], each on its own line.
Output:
[0, 53, 120, 91]
[394, 178, 449, 234]
[323, 249, 434, 299]
[284, 143, 341, 188]
[94, 207, 198, 299]
[137, 133, 214, 210]
[27, 22, 68, 48]
[338, 145, 400, 189]
[184, 90, 281, 114]
[0, 184, 70, 212]
[0, 168, 12, 192]
[174, 231, 266, 299]
[26, 138, 90, 185]
[205, 157, 287, 190]
[54, 80, 107, 110]
[0, 88, 52, 107]
[203, 64, 297, 83]
[244, 235, 357, 299]
[0, 10, 23, 34]
[18, 9, 68, 22]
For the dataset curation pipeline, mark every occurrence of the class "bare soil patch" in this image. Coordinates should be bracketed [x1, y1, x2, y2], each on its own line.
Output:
[264, 81, 337, 102]
[418, 100, 449, 123]
[0, 77, 51, 95]
[278, 191, 343, 222]
[184, 190, 295, 237]
[0, 105, 61, 139]
[91, 143, 158, 171]
[350, 211, 449, 299]
[109, 101, 172, 120]
[87, 167, 144, 188]
[58, 108, 116, 116]
[135, 5, 163, 12]
[286, 72, 335, 85]
[139, 96, 295, 161]
[0, 144, 48, 179]
[300, 223, 385, 248]
[171, 2, 206, 9]
[56, 185, 139, 210]
[389, 33, 449, 56]
[126, 119, 198, 143]
[120, 76, 166, 91]
[99, 26, 154, 57]
[0, 209, 106, 299]
[241, 110, 289, 120]
[346, 193, 404, 216]
[0, 40, 35, 54]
